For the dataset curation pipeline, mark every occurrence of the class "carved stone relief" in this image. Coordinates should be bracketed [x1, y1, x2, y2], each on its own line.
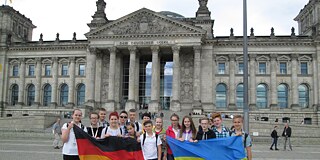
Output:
[101, 54, 110, 102]
[180, 52, 194, 103]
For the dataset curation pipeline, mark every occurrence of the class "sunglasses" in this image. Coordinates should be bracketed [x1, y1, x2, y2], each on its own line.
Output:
[120, 116, 128, 118]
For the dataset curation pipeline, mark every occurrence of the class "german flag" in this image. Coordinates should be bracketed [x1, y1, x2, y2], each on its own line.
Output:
[74, 125, 144, 160]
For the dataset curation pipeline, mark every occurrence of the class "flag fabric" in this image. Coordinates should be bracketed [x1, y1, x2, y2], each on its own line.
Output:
[167, 136, 246, 160]
[73, 125, 144, 160]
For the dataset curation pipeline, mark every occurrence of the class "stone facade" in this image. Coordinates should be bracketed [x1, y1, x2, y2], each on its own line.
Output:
[1, 0, 320, 126]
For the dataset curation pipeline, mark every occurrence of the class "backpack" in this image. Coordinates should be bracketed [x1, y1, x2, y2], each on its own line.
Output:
[142, 132, 159, 156]
[135, 121, 139, 132]
[229, 131, 248, 148]
[104, 126, 123, 135]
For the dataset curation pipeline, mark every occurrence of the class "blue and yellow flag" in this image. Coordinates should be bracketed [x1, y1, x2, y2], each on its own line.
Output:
[167, 136, 246, 160]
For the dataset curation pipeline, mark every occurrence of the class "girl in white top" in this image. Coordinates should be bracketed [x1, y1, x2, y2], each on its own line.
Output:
[177, 116, 197, 142]
[101, 111, 123, 138]
[61, 109, 87, 160]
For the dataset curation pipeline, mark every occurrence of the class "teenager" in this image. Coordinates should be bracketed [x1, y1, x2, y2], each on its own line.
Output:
[195, 117, 216, 141]
[125, 122, 139, 142]
[211, 112, 230, 138]
[127, 109, 142, 134]
[230, 115, 252, 160]
[140, 120, 162, 160]
[153, 117, 167, 159]
[178, 116, 197, 142]
[101, 112, 123, 138]
[119, 110, 129, 136]
[166, 113, 180, 160]
[98, 108, 109, 128]
[141, 112, 151, 133]
[270, 126, 279, 150]
[86, 112, 104, 139]
[61, 109, 87, 160]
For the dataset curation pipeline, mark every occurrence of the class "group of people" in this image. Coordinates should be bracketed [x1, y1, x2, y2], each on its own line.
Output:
[56, 108, 252, 160]
[270, 123, 292, 151]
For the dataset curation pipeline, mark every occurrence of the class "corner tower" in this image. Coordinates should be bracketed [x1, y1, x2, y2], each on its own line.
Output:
[88, 0, 108, 31]
[195, 0, 214, 39]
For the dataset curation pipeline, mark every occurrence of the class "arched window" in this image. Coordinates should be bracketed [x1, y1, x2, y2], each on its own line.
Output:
[298, 84, 309, 108]
[27, 84, 35, 106]
[60, 84, 69, 106]
[43, 84, 52, 106]
[236, 84, 244, 108]
[11, 84, 19, 106]
[256, 84, 267, 108]
[77, 84, 85, 106]
[278, 84, 288, 108]
[216, 83, 227, 108]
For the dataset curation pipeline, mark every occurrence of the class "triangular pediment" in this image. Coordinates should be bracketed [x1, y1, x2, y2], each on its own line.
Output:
[86, 8, 206, 38]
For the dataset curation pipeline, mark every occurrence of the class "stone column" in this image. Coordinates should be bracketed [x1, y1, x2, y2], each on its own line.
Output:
[317, 47, 320, 111]
[149, 46, 160, 112]
[249, 54, 257, 110]
[270, 54, 278, 110]
[228, 54, 236, 110]
[18, 58, 25, 107]
[312, 53, 318, 111]
[212, 54, 217, 110]
[68, 57, 75, 107]
[291, 54, 299, 110]
[170, 46, 181, 111]
[105, 47, 117, 111]
[51, 57, 58, 107]
[125, 46, 137, 111]
[34, 58, 42, 107]
[193, 46, 202, 109]
[135, 53, 140, 109]
[95, 53, 103, 104]
[85, 48, 96, 106]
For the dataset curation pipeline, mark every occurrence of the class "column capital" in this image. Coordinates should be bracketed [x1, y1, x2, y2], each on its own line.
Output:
[128, 46, 137, 53]
[193, 45, 201, 53]
[291, 53, 299, 60]
[172, 45, 180, 52]
[69, 57, 76, 62]
[151, 46, 160, 53]
[270, 54, 277, 60]
[249, 54, 257, 59]
[312, 53, 317, 58]
[52, 57, 58, 63]
[35, 57, 41, 63]
[19, 58, 25, 64]
[228, 54, 236, 61]
[88, 47, 97, 54]
[108, 47, 118, 54]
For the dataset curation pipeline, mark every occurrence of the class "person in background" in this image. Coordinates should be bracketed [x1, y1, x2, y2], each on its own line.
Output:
[98, 108, 109, 128]
[195, 117, 216, 141]
[52, 117, 62, 149]
[282, 122, 292, 151]
[86, 112, 104, 139]
[127, 109, 142, 135]
[142, 112, 151, 133]
[119, 110, 129, 136]
[166, 113, 180, 160]
[61, 109, 87, 160]
[211, 112, 230, 138]
[178, 116, 197, 142]
[153, 117, 167, 160]
[230, 115, 252, 160]
[270, 126, 279, 150]
[101, 112, 123, 138]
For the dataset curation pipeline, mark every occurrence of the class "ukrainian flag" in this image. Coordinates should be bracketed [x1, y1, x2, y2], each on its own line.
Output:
[167, 136, 246, 160]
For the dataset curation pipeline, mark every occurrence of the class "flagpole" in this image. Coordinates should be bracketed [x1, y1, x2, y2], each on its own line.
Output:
[243, 0, 249, 133]
[4, 0, 7, 5]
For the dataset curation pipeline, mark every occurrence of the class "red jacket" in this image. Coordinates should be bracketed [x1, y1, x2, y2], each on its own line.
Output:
[166, 125, 180, 154]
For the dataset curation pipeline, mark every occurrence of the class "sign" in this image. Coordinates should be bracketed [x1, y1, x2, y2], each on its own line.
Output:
[116, 40, 174, 46]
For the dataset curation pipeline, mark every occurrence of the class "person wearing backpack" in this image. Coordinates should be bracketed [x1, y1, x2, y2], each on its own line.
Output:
[61, 109, 87, 160]
[140, 120, 162, 160]
[270, 126, 279, 150]
[230, 115, 252, 160]
[101, 112, 123, 138]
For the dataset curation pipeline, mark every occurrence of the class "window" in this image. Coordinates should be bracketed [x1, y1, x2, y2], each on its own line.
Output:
[79, 64, 85, 76]
[236, 84, 244, 108]
[218, 63, 225, 74]
[238, 63, 244, 74]
[277, 84, 288, 108]
[60, 84, 69, 106]
[279, 62, 287, 74]
[11, 84, 19, 105]
[61, 64, 68, 76]
[27, 84, 35, 106]
[300, 62, 308, 75]
[12, 65, 19, 76]
[216, 83, 227, 108]
[45, 65, 51, 76]
[43, 84, 52, 106]
[77, 84, 85, 106]
[258, 62, 266, 74]
[298, 84, 309, 108]
[257, 84, 267, 108]
[28, 65, 35, 76]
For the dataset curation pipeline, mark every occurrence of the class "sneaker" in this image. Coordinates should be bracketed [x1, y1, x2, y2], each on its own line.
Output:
[270, 148, 273, 150]
[275, 148, 279, 150]
[54, 146, 60, 149]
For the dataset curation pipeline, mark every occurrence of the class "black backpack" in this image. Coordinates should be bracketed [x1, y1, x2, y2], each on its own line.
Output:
[142, 132, 159, 156]
[104, 126, 123, 135]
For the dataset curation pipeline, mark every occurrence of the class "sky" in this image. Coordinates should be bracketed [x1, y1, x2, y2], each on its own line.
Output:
[3, 0, 310, 41]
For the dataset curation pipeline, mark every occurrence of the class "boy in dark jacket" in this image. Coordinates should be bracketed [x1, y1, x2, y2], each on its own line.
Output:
[270, 126, 279, 150]
[196, 118, 216, 141]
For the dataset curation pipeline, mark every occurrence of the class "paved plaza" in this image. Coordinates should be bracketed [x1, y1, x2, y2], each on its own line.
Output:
[0, 136, 319, 160]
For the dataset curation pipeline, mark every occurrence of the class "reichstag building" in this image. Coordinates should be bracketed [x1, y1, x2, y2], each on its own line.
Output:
[0, 0, 319, 125]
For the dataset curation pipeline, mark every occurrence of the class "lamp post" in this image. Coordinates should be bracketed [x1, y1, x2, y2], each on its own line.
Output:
[243, 0, 249, 133]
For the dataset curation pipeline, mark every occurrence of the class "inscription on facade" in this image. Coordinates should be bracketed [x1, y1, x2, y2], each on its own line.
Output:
[117, 40, 174, 46]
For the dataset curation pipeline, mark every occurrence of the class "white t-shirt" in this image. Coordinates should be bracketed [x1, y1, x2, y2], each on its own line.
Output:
[101, 126, 122, 138]
[140, 133, 162, 160]
[61, 123, 87, 155]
